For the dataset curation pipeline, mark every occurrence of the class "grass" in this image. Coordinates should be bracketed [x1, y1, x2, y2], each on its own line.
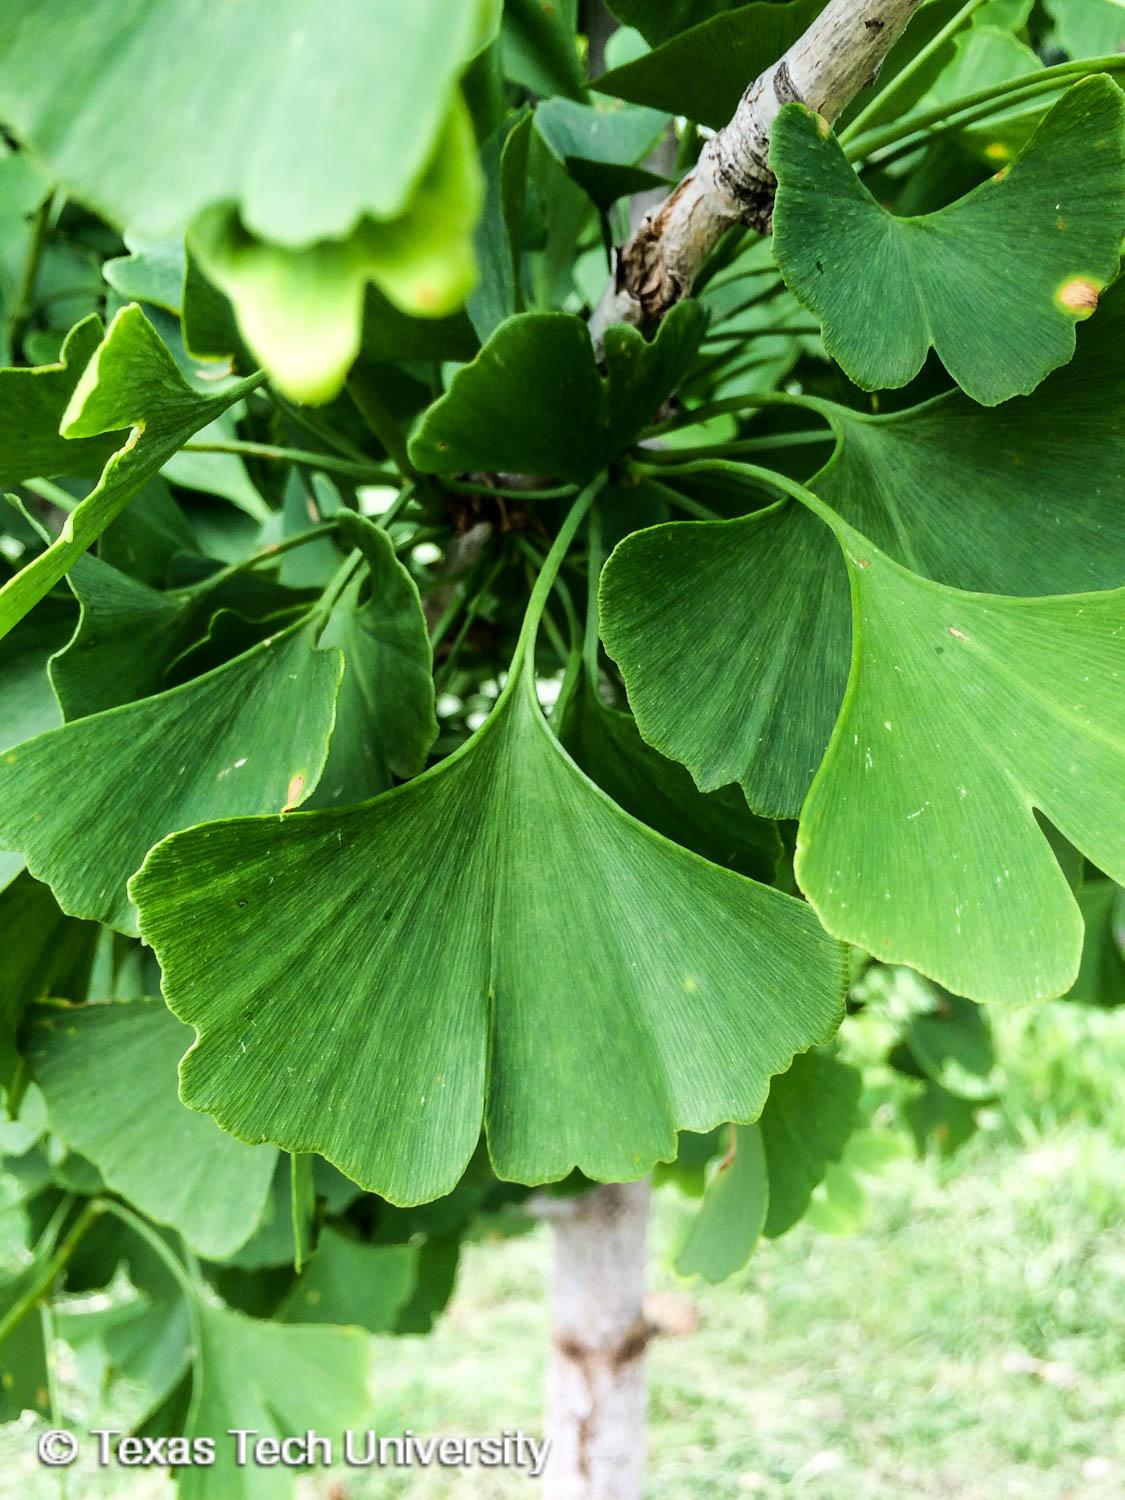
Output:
[3, 999, 1123, 1498]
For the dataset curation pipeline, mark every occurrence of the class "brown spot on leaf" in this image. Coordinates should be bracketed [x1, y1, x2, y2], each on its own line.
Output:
[1057, 277, 1099, 315]
[282, 773, 305, 812]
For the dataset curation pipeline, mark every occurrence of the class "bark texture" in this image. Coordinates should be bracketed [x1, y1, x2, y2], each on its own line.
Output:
[589, 0, 923, 345]
[545, 1181, 653, 1500]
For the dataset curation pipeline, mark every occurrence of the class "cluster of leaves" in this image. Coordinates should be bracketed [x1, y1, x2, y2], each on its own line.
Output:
[0, 0, 1122, 1488]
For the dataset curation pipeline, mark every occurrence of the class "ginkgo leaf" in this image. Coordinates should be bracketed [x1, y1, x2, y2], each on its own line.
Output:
[0, 622, 342, 933]
[771, 78, 1125, 403]
[278, 1227, 418, 1333]
[795, 523, 1125, 1004]
[27, 999, 276, 1258]
[597, 2, 824, 127]
[0, 304, 260, 640]
[0, 0, 495, 247]
[502, 0, 585, 100]
[132, 499, 846, 1206]
[409, 302, 706, 482]
[48, 553, 189, 719]
[759, 1050, 861, 1237]
[601, 497, 847, 818]
[0, 316, 117, 486]
[1066, 879, 1125, 1006]
[674, 1123, 767, 1282]
[189, 99, 483, 404]
[534, 97, 670, 206]
[179, 1303, 374, 1500]
[561, 674, 780, 881]
[309, 514, 437, 804]
[600, 282, 1125, 816]
[1045, 0, 1125, 60]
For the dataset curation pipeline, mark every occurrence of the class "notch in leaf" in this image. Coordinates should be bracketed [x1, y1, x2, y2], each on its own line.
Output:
[771, 77, 1125, 404]
[132, 495, 846, 1206]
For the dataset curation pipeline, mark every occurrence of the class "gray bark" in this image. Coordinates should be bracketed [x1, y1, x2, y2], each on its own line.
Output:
[589, 0, 923, 346]
[544, 1181, 653, 1500]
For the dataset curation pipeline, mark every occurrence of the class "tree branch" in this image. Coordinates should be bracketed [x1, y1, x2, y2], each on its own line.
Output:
[589, 0, 923, 344]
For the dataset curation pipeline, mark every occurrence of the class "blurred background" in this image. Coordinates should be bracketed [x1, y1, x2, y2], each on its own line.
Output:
[4, 989, 1122, 1500]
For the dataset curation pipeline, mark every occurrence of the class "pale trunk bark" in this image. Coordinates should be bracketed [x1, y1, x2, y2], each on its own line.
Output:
[589, 0, 923, 346]
[544, 1181, 653, 1500]
[544, 7, 926, 1488]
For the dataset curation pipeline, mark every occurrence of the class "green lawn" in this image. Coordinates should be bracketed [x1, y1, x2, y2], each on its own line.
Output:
[4, 1001, 1123, 1498]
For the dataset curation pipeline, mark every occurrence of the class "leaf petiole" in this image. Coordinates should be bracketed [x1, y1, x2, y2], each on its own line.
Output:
[182, 439, 402, 487]
[840, 0, 991, 145]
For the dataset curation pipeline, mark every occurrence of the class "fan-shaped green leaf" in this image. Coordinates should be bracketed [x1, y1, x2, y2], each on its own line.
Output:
[0, 623, 342, 933]
[0, 0, 493, 247]
[28, 1000, 276, 1259]
[600, 284, 1125, 816]
[0, 316, 117, 487]
[760, 1050, 861, 1237]
[132, 501, 845, 1205]
[796, 523, 1125, 1003]
[178, 1303, 374, 1500]
[597, 2, 824, 127]
[0, 305, 261, 640]
[771, 78, 1125, 403]
[409, 302, 706, 482]
[674, 1123, 767, 1282]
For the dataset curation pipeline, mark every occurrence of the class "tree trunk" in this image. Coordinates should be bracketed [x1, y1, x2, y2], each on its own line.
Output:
[544, 1180, 653, 1500]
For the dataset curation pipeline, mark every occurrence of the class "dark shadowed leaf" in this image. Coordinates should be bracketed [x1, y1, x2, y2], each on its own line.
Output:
[410, 302, 706, 482]
[674, 1123, 767, 1281]
[279, 1227, 418, 1333]
[596, 2, 824, 127]
[760, 1050, 861, 1237]
[28, 1000, 276, 1258]
[309, 514, 437, 805]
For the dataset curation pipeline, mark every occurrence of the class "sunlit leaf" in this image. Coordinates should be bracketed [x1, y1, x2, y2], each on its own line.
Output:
[132, 506, 845, 1205]
[0, 0, 494, 246]
[0, 305, 260, 640]
[190, 101, 483, 404]
[0, 622, 342, 933]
